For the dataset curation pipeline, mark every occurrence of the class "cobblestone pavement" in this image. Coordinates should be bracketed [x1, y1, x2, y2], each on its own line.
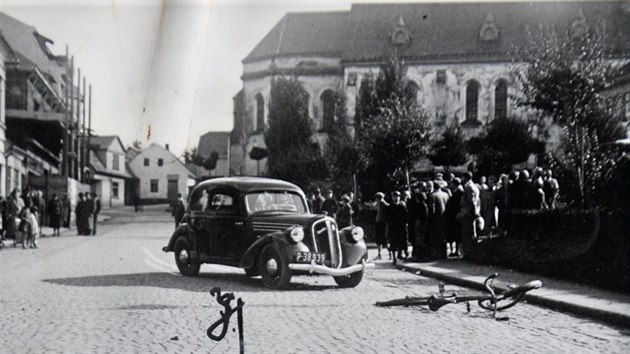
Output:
[1, 208, 629, 354]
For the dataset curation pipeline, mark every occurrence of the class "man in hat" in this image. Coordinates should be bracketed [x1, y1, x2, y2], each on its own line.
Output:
[311, 188, 325, 214]
[75, 192, 89, 235]
[337, 194, 354, 228]
[321, 190, 338, 219]
[172, 193, 186, 228]
[373, 192, 389, 260]
[92, 192, 102, 235]
[387, 191, 408, 264]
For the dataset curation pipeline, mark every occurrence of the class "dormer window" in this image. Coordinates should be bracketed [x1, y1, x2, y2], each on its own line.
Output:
[391, 15, 411, 46]
[569, 9, 589, 39]
[479, 14, 499, 42]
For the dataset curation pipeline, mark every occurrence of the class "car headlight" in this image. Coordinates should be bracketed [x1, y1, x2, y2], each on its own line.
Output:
[289, 226, 304, 243]
[350, 227, 364, 242]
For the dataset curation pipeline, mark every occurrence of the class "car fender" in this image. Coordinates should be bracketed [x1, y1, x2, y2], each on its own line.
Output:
[338, 228, 368, 267]
[163, 224, 193, 253]
[239, 231, 308, 270]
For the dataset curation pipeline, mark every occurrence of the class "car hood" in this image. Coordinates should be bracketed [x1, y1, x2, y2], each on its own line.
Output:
[250, 213, 327, 231]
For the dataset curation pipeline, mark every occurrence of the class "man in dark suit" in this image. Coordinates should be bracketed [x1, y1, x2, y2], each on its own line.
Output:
[172, 193, 186, 228]
[91, 193, 101, 235]
[428, 181, 450, 259]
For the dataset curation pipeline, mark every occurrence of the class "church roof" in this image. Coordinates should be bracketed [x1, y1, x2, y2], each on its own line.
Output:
[243, 11, 348, 63]
[243, 1, 630, 65]
[343, 1, 630, 63]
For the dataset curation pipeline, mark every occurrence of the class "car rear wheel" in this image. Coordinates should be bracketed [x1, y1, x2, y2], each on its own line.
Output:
[259, 244, 291, 289]
[174, 236, 200, 277]
[334, 270, 363, 288]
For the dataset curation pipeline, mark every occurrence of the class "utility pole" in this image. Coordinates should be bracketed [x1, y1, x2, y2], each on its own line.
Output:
[62, 45, 69, 177]
[69, 56, 75, 179]
[77, 68, 82, 182]
[88, 84, 92, 173]
[82, 76, 87, 183]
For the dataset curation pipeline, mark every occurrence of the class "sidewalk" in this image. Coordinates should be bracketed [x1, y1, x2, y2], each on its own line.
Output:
[389, 257, 630, 328]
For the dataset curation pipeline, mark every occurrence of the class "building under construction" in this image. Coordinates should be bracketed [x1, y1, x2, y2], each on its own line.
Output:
[0, 12, 93, 208]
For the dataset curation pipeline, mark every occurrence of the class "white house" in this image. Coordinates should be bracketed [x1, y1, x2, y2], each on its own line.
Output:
[89, 136, 132, 208]
[127, 143, 197, 202]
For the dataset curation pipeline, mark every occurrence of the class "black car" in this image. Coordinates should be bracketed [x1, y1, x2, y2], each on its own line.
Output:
[162, 177, 369, 289]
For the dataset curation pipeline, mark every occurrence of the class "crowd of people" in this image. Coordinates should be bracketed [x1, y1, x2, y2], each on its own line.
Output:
[0, 187, 102, 250]
[307, 167, 560, 264]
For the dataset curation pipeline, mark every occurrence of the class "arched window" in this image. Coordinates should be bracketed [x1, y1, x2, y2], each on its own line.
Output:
[466, 80, 480, 122]
[321, 90, 335, 131]
[255, 93, 264, 132]
[494, 79, 508, 120]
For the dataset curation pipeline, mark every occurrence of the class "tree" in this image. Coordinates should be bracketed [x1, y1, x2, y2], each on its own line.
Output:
[516, 25, 626, 206]
[466, 117, 543, 177]
[184, 148, 203, 165]
[265, 76, 326, 188]
[428, 128, 468, 173]
[249, 146, 268, 175]
[185, 148, 219, 176]
[323, 90, 359, 193]
[355, 56, 432, 195]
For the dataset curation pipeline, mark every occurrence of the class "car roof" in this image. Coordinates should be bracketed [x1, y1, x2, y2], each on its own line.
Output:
[193, 177, 304, 194]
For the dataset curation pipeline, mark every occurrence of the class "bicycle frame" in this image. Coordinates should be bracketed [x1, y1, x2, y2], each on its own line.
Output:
[375, 273, 542, 321]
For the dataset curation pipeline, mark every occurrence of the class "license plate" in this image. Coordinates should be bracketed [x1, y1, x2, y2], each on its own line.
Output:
[295, 252, 326, 263]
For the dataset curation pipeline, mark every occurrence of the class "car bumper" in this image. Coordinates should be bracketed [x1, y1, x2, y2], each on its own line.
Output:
[288, 259, 374, 276]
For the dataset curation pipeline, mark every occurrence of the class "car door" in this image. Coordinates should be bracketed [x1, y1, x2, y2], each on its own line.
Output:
[206, 188, 243, 260]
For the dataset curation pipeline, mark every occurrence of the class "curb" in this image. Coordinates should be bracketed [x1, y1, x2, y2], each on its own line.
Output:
[395, 263, 630, 328]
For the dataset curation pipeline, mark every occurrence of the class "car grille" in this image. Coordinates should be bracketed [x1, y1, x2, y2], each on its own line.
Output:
[311, 219, 342, 268]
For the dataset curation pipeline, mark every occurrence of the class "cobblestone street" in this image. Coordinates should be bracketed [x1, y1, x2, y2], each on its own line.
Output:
[1, 207, 629, 354]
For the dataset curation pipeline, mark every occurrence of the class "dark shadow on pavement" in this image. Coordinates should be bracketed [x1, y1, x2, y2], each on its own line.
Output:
[43, 272, 339, 293]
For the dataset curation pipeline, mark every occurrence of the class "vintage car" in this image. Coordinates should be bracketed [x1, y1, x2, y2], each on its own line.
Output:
[162, 177, 369, 289]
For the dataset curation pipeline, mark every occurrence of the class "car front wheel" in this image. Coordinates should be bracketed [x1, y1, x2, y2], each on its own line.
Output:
[174, 236, 200, 277]
[334, 270, 364, 288]
[259, 243, 292, 289]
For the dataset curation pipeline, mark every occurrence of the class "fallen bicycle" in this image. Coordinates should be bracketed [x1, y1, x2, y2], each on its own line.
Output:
[375, 273, 542, 321]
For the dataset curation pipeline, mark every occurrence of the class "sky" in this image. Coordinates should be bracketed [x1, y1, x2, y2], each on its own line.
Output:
[0, 0, 365, 158]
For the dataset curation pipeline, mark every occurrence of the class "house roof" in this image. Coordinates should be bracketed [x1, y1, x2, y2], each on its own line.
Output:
[243, 1, 630, 65]
[198, 131, 230, 158]
[89, 135, 126, 152]
[243, 11, 348, 63]
[89, 150, 133, 179]
[0, 12, 65, 83]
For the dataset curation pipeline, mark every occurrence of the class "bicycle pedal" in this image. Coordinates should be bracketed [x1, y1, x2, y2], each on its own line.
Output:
[495, 316, 510, 321]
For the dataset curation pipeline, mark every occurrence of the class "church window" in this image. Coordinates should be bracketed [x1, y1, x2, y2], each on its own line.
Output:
[495, 79, 508, 120]
[466, 80, 480, 122]
[321, 90, 336, 131]
[255, 93, 264, 132]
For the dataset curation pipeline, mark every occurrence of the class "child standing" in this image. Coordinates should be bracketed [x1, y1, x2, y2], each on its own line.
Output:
[28, 206, 40, 248]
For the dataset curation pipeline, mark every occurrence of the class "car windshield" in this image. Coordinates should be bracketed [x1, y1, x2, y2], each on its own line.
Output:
[246, 191, 307, 215]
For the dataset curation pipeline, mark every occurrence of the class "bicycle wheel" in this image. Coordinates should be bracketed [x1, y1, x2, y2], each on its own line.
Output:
[375, 296, 430, 307]
[478, 280, 542, 311]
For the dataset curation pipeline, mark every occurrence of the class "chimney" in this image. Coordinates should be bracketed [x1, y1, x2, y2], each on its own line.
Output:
[165, 143, 169, 151]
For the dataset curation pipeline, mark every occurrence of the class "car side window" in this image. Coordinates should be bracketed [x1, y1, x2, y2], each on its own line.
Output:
[190, 189, 209, 212]
[207, 192, 236, 214]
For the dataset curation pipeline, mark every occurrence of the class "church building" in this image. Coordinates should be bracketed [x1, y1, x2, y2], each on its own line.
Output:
[230, 1, 630, 176]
